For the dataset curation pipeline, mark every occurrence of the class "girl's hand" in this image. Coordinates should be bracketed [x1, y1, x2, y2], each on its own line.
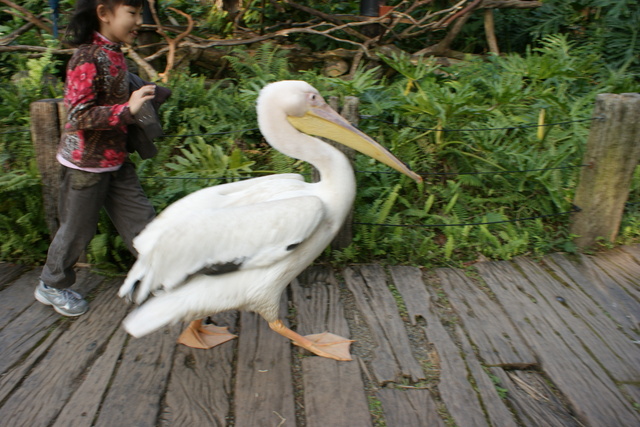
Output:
[129, 84, 156, 115]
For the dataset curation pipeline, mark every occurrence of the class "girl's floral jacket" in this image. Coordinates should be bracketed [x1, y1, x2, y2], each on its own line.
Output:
[58, 32, 136, 172]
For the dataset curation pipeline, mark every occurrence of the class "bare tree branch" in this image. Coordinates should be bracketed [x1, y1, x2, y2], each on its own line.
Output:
[442, 0, 483, 26]
[282, 0, 369, 42]
[161, 7, 194, 81]
[125, 46, 160, 81]
[481, 0, 542, 9]
[146, 0, 194, 81]
[413, 3, 479, 58]
[0, 0, 543, 74]
[0, 44, 74, 54]
[484, 8, 499, 54]
[0, 0, 52, 34]
[393, 0, 468, 41]
[0, 21, 35, 46]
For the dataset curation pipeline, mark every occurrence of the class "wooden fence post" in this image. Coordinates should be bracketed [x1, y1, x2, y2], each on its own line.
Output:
[570, 93, 640, 248]
[30, 99, 65, 238]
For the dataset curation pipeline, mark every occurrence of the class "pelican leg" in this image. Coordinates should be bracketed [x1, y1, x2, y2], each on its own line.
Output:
[177, 318, 237, 349]
[268, 319, 353, 361]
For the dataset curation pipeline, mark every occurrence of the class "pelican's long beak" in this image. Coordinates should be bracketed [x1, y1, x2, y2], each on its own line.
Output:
[287, 103, 422, 183]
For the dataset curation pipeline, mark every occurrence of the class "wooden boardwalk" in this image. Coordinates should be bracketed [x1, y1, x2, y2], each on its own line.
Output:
[1, 246, 639, 426]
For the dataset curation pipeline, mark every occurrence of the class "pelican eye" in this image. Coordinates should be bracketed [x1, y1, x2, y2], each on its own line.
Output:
[308, 92, 323, 106]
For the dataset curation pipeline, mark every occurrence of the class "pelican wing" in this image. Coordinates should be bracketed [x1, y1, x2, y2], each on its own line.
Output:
[133, 174, 306, 255]
[121, 195, 325, 303]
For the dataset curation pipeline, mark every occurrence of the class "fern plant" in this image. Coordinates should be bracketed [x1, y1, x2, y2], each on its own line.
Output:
[0, 161, 49, 263]
[524, 0, 640, 73]
[224, 43, 294, 91]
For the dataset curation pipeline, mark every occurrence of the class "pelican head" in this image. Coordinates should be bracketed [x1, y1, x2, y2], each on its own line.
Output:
[258, 81, 422, 183]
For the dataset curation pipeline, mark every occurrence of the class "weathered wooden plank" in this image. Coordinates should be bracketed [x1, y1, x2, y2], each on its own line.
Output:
[436, 267, 536, 367]
[159, 312, 238, 427]
[344, 265, 425, 383]
[292, 267, 350, 337]
[389, 266, 488, 427]
[0, 268, 43, 329]
[489, 368, 579, 427]
[547, 253, 640, 340]
[582, 253, 640, 337]
[519, 256, 640, 382]
[387, 266, 430, 327]
[421, 307, 489, 427]
[234, 298, 296, 427]
[52, 327, 128, 427]
[0, 303, 58, 375]
[0, 269, 108, 376]
[1, 255, 635, 427]
[598, 246, 640, 277]
[456, 325, 518, 427]
[302, 358, 372, 427]
[0, 284, 129, 426]
[0, 322, 67, 403]
[0, 263, 27, 288]
[476, 260, 640, 426]
[377, 388, 444, 427]
[94, 323, 180, 427]
[0, 268, 101, 331]
[590, 250, 640, 306]
[292, 267, 372, 427]
[621, 384, 640, 407]
[621, 244, 640, 264]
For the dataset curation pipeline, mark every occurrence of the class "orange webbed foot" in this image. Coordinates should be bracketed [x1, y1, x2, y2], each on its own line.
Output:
[295, 332, 354, 361]
[177, 318, 237, 349]
[268, 320, 353, 361]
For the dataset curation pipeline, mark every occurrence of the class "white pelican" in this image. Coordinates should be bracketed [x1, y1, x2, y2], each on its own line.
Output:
[119, 80, 421, 361]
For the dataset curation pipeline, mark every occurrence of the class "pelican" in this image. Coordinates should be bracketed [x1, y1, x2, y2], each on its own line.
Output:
[119, 80, 421, 361]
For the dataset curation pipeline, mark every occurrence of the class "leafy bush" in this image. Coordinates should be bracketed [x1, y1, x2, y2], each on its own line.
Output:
[1, 34, 638, 268]
[0, 43, 63, 264]
[492, 0, 640, 75]
[338, 34, 637, 265]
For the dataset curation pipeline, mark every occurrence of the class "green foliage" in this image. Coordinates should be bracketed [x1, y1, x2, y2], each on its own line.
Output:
[494, 0, 640, 75]
[0, 161, 49, 263]
[2, 36, 638, 268]
[0, 39, 63, 263]
[334, 34, 635, 266]
[489, 374, 509, 399]
[224, 42, 295, 91]
[619, 166, 640, 245]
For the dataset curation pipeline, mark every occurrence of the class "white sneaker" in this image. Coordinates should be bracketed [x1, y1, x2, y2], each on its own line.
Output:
[34, 281, 89, 316]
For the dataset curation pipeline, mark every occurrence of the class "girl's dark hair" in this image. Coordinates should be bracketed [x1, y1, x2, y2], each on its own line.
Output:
[65, 0, 144, 46]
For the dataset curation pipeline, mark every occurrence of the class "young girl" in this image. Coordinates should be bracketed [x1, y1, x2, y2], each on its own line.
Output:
[35, 0, 164, 316]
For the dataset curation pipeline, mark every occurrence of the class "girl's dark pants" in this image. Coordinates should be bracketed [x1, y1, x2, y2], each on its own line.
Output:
[40, 161, 155, 289]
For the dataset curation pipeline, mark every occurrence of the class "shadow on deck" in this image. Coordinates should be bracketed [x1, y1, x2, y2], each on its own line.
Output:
[1, 246, 639, 426]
